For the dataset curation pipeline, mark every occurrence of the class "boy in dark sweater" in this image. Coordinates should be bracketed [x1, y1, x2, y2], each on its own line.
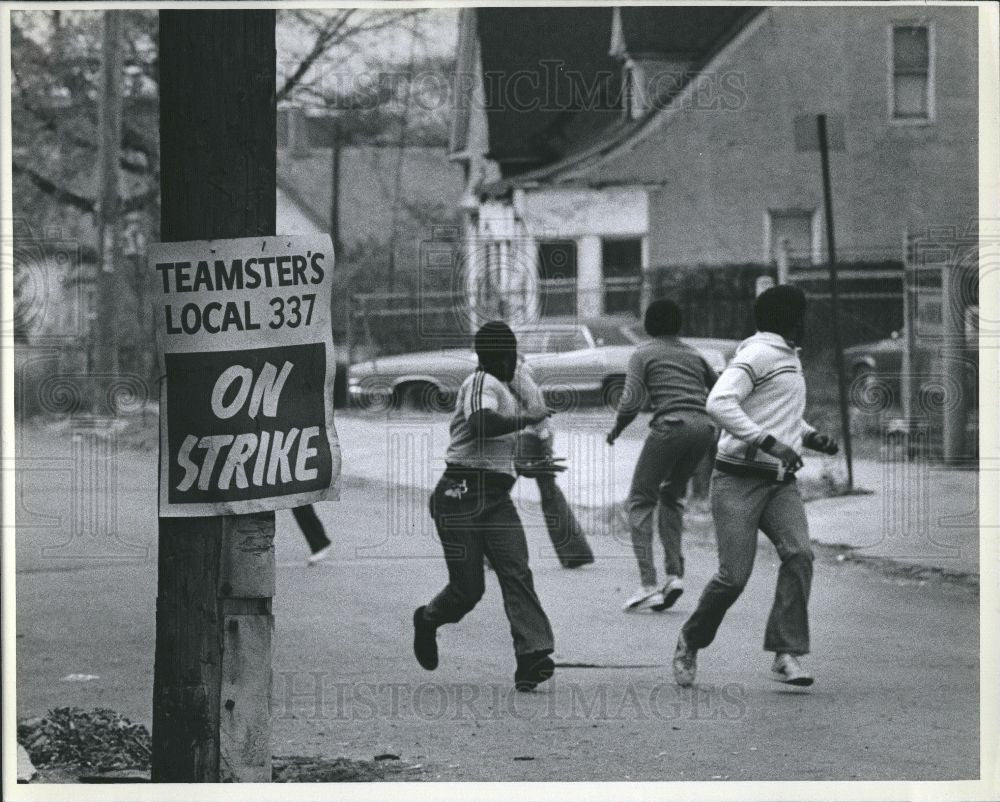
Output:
[608, 300, 718, 612]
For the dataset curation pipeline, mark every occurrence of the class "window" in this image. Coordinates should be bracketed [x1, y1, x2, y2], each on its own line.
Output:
[601, 238, 643, 315]
[767, 210, 815, 268]
[537, 242, 577, 282]
[891, 24, 932, 120]
[537, 241, 577, 317]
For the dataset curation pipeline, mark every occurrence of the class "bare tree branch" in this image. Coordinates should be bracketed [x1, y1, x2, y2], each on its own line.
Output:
[16, 93, 152, 175]
[14, 161, 158, 216]
[275, 9, 426, 104]
[13, 162, 95, 213]
[277, 10, 357, 103]
[122, 186, 158, 214]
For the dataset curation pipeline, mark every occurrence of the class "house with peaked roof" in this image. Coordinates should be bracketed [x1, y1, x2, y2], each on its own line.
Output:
[448, 6, 978, 322]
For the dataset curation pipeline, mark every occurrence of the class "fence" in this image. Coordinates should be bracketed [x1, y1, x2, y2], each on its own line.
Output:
[345, 257, 978, 458]
[347, 260, 912, 361]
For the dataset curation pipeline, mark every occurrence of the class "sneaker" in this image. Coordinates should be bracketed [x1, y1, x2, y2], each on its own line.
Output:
[771, 653, 814, 686]
[672, 632, 698, 687]
[562, 554, 595, 569]
[650, 576, 684, 611]
[514, 651, 555, 692]
[623, 585, 664, 612]
[412, 606, 439, 671]
[307, 544, 332, 566]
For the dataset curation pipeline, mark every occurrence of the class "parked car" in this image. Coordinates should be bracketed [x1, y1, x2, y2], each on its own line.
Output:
[347, 317, 739, 412]
[844, 330, 978, 410]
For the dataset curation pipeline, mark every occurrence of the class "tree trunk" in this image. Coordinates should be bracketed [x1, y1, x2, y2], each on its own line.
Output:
[94, 10, 123, 403]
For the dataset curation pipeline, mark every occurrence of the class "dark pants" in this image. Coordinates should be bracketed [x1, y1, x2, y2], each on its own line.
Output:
[626, 412, 717, 586]
[682, 471, 814, 655]
[517, 433, 593, 566]
[536, 475, 594, 566]
[424, 467, 555, 657]
[292, 504, 331, 554]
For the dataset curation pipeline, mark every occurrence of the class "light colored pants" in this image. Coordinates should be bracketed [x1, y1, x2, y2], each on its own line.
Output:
[625, 411, 717, 586]
[682, 471, 814, 655]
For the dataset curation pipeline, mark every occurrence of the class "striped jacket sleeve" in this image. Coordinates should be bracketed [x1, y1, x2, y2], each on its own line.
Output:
[511, 360, 545, 408]
[706, 351, 766, 444]
[463, 370, 501, 419]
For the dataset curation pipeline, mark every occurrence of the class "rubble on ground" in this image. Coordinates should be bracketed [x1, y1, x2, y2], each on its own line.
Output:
[17, 708, 151, 773]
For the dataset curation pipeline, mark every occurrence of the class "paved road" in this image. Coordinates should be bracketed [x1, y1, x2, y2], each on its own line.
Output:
[330, 410, 980, 576]
[13, 419, 980, 781]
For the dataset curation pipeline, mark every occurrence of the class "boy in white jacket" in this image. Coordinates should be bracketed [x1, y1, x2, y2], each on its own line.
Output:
[673, 285, 839, 688]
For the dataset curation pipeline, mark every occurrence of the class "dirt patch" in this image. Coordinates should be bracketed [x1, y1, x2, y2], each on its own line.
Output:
[18, 708, 426, 784]
[272, 755, 426, 782]
[27, 756, 427, 784]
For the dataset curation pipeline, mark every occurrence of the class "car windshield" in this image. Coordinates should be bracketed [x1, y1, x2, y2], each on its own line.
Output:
[517, 327, 592, 353]
[620, 322, 652, 344]
[517, 322, 637, 353]
[516, 331, 551, 354]
[583, 320, 637, 346]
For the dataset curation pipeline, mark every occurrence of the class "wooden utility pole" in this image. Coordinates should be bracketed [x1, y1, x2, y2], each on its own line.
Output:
[152, 11, 277, 782]
[95, 10, 123, 390]
[816, 113, 854, 490]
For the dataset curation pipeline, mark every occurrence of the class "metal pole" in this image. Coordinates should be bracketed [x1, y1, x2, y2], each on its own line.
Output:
[776, 236, 791, 285]
[817, 114, 854, 489]
[330, 118, 341, 254]
[901, 229, 914, 423]
[941, 258, 968, 462]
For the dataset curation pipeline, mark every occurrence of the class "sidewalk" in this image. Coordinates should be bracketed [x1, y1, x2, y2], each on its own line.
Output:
[806, 465, 979, 577]
[333, 411, 980, 578]
[14, 411, 980, 579]
[333, 410, 852, 504]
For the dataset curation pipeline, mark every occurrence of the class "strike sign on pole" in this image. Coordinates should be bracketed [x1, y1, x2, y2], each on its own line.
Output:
[151, 234, 341, 516]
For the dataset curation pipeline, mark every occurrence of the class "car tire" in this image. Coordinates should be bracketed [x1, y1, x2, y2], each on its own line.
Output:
[396, 382, 450, 413]
[849, 363, 891, 414]
[601, 376, 626, 410]
[850, 364, 875, 392]
[354, 379, 394, 413]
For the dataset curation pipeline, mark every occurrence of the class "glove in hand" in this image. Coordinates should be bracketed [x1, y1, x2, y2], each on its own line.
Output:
[803, 431, 839, 455]
[516, 457, 568, 478]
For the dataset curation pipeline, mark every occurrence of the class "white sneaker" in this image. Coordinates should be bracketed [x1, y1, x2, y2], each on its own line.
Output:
[650, 576, 684, 611]
[623, 585, 664, 612]
[307, 544, 332, 566]
[771, 653, 814, 686]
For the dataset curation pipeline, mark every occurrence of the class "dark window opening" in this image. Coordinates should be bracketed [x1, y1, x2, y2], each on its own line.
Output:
[537, 241, 577, 317]
[602, 238, 643, 315]
[892, 25, 931, 119]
